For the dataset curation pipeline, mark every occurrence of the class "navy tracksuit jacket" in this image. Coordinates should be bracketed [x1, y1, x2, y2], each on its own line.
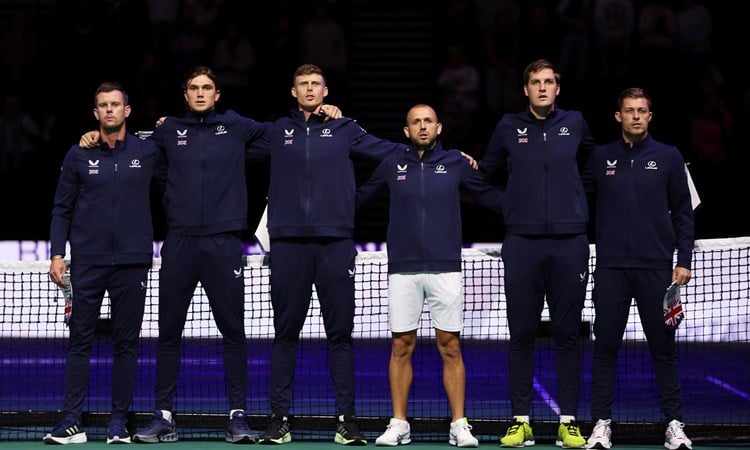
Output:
[356, 142, 503, 274]
[479, 106, 596, 416]
[248, 111, 402, 416]
[50, 133, 157, 418]
[149, 109, 270, 412]
[587, 134, 694, 422]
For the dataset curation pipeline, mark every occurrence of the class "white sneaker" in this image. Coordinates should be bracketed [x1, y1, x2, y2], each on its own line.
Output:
[449, 417, 479, 448]
[375, 418, 411, 446]
[664, 420, 692, 450]
[586, 419, 612, 449]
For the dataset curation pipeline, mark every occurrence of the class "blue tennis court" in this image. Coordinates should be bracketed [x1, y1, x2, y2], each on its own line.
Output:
[1, 240, 749, 444]
[2, 337, 748, 444]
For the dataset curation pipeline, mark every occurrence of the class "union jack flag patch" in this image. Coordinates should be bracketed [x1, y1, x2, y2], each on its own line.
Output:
[663, 283, 685, 328]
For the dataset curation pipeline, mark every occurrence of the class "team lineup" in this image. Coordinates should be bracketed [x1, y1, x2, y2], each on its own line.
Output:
[44, 60, 694, 450]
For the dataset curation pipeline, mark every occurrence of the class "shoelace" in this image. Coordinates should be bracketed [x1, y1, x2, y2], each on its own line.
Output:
[564, 423, 582, 436]
[59, 415, 80, 430]
[593, 422, 611, 437]
[341, 422, 360, 435]
[148, 415, 168, 427]
[230, 416, 249, 429]
[507, 423, 523, 434]
[109, 418, 126, 432]
[667, 422, 687, 439]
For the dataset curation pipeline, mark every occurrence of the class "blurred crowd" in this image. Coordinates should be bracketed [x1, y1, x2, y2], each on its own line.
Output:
[0, 0, 746, 241]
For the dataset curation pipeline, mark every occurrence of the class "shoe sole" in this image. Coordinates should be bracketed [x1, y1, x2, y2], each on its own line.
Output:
[335, 435, 367, 446]
[500, 440, 535, 448]
[375, 438, 411, 446]
[226, 433, 257, 444]
[664, 444, 692, 450]
[107, 436, 132, 444]
[556, 440, 586, 448]
[43, 433, 88, 445]
[258, 434, 292, 445]
[132, 432, 178, 443]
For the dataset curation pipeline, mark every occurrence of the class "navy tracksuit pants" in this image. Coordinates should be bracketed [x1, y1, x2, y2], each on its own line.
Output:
[501, 233, 590, 417]
[155, 233, 247, 412]
[590, 267, 684, 422]
[268, 237, 357, 417]
[63, 263, 149, 419]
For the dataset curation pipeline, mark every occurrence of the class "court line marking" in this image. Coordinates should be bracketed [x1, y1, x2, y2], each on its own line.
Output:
[706, 375, 750, 400]
[533, 376, 560, 415]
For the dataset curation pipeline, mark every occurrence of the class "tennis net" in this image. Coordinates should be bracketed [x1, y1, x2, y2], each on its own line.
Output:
[1, 237, 748, 443]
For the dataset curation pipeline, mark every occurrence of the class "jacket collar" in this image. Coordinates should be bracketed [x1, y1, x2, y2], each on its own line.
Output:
[184, 108, 218, 122]
[289, 109, 327, 123]
[621, 133, 652, 150]
[408, 141, 445, 158]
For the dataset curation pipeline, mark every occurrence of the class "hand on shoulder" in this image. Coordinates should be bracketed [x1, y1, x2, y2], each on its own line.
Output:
[319, 104, 343, 120]
[79, 131, 99, 148]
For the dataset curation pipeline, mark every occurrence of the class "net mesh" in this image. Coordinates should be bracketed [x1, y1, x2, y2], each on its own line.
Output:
[1, 237, 748, 443]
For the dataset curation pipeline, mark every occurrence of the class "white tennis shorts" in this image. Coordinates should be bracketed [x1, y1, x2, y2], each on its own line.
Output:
[387, 272, 464, 333]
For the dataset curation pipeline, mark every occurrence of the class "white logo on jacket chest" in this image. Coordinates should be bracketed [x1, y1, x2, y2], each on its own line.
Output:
[129, 159, 141, 168]
[88, 159, 99, 175]
[215, 125, 227, 135]
[434, 164, 447, 174]
[320, 128, 332, 138]
[645, 160, 658, 170]
[284, 128, 294, 145]
[177, 129, 187, 146]
[517, 128, 528, 143]
[605, 159, 617, 176]
[396, 163, 407, 181]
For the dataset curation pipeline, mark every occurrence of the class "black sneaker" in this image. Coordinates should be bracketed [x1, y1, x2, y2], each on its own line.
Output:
[107, 413, 131, 444]
[259, 414, 291, 445]
[133, 410, 178, 443]
[335, 415, 367, 446]
[227, 410, 256, 444]
[43, 414, 87, 445]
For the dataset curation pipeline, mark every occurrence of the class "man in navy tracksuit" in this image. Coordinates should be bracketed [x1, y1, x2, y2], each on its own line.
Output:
[357, 104, 502, 448]
[249, 64, 403, 446]
[46, 82, 158, 445]
[585, 88, 694, 450]
[478, 59, 595, 448]
[77, 67, 344, 444]
[131, 66, 270, 444]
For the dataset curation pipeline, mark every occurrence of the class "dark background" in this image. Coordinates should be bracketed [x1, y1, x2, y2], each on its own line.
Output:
[0, 0, 747, 244]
